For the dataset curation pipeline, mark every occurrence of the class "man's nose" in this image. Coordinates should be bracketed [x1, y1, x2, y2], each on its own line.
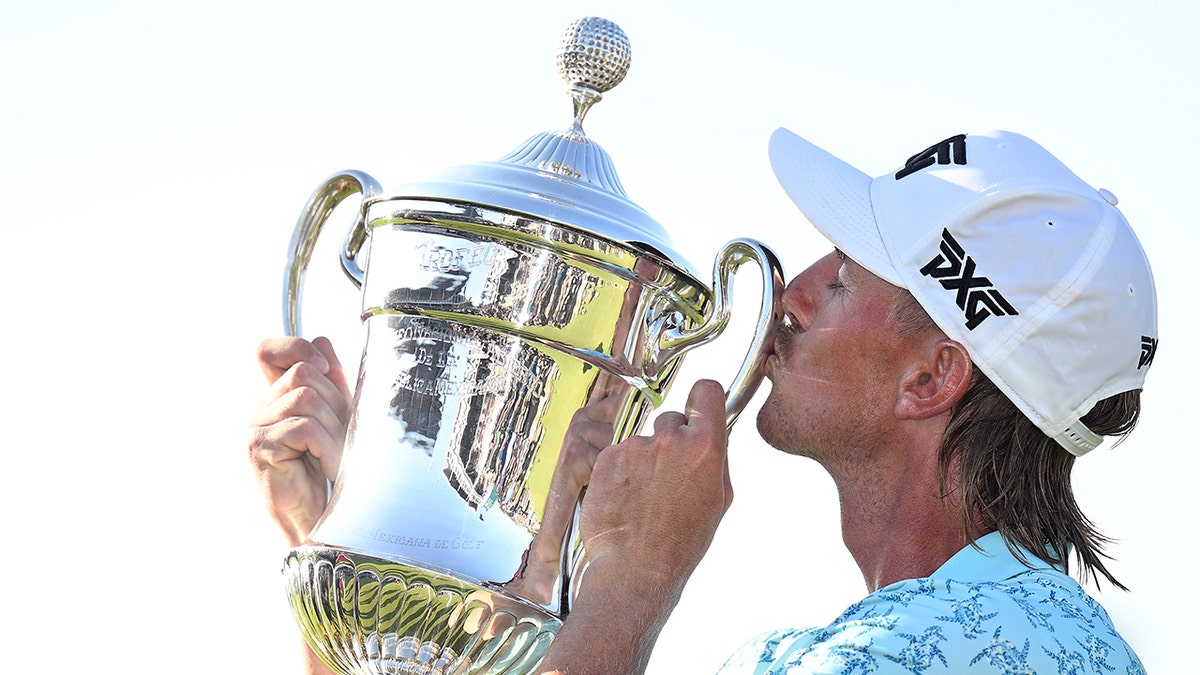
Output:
[780, 251, 839, 329]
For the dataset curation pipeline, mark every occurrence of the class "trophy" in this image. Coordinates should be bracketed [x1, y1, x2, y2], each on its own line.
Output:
[279, 17, 784, 675]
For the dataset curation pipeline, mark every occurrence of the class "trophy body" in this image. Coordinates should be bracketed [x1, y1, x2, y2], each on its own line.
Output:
[278, 19, 783, 675]
[288, 199, 707, 674]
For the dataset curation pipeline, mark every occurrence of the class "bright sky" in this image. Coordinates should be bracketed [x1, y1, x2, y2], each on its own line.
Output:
[3, 1, 1196, 673]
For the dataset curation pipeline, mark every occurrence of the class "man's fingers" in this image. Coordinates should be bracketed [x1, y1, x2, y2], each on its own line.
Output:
[684, 379, 733, 512]
[647, 380, 728, 436]
[251, 415, 343, 481]
[258, 337, 330, 382]
[256, 380, 347, 438]
[311, 336, 351, 398]
[257, 361, 348, 421]
[685, 379, 727, 429]
[250, 336, 351, 548]
[652, 410, 687, 434]
[570, 419, 618, 454]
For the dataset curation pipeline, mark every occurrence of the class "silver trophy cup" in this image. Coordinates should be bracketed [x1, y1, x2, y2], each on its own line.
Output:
[279, 18, 784, 675]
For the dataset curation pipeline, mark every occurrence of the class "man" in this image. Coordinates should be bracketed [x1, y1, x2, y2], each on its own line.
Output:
[251, 129, 1155, 673]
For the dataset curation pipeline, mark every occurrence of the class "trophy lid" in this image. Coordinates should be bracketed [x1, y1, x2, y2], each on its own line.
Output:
[389, 17, 699, 279]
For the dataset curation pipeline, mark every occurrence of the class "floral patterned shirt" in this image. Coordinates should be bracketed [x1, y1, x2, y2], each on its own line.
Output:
[714, 532, 1144, 674]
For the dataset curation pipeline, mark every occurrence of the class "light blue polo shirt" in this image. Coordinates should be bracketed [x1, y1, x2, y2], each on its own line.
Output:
[714, 532, 1144, 674]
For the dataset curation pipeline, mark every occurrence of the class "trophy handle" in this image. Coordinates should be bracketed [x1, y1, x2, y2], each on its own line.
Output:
[650, 238, 785, 428]
[283, 171, 385, 336]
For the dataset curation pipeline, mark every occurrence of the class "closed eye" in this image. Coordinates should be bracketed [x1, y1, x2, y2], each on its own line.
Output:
[829, 249, 848, 291]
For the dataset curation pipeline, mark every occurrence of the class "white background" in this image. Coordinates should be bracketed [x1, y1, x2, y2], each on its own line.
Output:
[2, 1, 1195, 672]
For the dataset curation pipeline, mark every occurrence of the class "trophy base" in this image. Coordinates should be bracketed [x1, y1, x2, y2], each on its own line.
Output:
[284, 546, 561, 675]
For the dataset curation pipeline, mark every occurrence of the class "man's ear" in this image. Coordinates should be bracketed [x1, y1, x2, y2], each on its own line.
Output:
[895, 339, 973, 420]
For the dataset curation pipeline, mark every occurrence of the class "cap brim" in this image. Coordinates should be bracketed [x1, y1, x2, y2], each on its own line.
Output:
[768, 128, 901, 285]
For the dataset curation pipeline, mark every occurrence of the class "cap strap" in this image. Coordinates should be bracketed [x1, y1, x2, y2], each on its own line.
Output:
[1053, 420, 1104, 457]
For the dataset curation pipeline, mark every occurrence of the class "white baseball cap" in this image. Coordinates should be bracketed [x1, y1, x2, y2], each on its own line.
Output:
[768, 128, 1158, 456]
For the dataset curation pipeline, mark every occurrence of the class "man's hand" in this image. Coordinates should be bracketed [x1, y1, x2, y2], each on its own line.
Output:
[539, 379, 733, 674]
[248, 336, 352, 547]
[511, 373, 629, 605]
[579, 377, 733, 587]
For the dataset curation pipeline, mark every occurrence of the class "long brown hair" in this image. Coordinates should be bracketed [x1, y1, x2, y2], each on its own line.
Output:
[940, 375, 1139, 590]
[889, 289, 1140, 589]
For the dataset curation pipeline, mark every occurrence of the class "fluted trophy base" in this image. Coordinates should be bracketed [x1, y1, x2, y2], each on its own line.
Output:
[284, 546, 562, 675]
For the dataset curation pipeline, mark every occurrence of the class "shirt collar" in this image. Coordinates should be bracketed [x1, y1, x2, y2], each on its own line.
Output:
[931, 531, 1060, 582]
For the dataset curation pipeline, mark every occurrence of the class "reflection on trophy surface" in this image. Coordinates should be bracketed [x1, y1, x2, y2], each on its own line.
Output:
[279, 17, 784, 675]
